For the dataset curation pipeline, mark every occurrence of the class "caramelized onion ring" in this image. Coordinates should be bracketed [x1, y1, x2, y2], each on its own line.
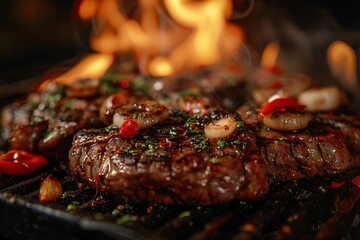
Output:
[100, 92, 130, 125]
[113, 101, 169, 130]
[297, 86, 342, 112]
[204, 116, 236, 139]
[262, 112, 311, 131]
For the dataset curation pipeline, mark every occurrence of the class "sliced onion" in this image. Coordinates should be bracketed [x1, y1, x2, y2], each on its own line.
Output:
[113, 101, 169, 130]
[204, 116, 236, 139]
[262, 112, 312, 131]
[100, 92, 130, 125]
[297, 86, 342, 112]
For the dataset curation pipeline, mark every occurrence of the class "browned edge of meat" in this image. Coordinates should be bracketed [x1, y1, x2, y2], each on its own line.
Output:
[69, 108, 269, 205]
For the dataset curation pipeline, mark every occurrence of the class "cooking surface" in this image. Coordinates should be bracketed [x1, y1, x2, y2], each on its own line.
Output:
[1, 163, 360, 239]
[2, 1, 360, 239]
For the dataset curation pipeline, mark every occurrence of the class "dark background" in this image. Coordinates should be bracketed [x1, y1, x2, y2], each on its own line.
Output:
[0, 0, 359, 98]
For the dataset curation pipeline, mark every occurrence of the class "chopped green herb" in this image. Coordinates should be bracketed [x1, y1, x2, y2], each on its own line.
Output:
[217, 140, 226, 149]
[236, 121, 244, 128]
[179, 211, 191, 218]
[178, 90, 200, 97]
[116, 214, 138, 225]
[261, 125, 268, 131]
[94, 212, 104, 220]
[233, 140, 242, 145]
[192, 136, 211, 151]
[277, 136, 288, 141]
[61, 191, 70, 199]
[169, 128, 177, 136]
[112, 209, 121, 217]
[211, 158, 221, 163]
[66, 201, 80, 212]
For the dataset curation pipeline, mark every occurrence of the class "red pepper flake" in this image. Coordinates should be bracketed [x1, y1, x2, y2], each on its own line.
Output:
[159, 140, 168, 148]
[0, 150, 48, 176]
[224, 125, 229, 131]
[331, 180, 345, 189]
[119, 119, 139, 138]
[351, 176, 360, 187]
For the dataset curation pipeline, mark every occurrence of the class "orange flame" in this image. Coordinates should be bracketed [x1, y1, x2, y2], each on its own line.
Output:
[77, 0, 242, 77]
[327, 41, 358, 90]
[54, 53, 114, 85]
[261, 43, 279, 69]
[78, 0, 97, 20]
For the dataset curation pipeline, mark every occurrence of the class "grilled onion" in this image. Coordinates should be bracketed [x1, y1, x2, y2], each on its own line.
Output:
[262, 112, 312, 131]
[39, 175, 62, 203]
[297, 86, 342, 112]
[100, 92, 130, 125]
[113, 101, 169, 130]
[204, 116, 236, 139]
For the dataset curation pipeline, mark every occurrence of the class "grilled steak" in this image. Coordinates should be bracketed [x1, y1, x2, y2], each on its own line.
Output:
[0, 75, 147, 162]
[237, 105, 357, 181]
[69, 108, 269, 205]
[1, 83, 104, 162]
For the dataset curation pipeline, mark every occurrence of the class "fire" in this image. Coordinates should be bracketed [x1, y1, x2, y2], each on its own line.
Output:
[78, 0, 97, 20]
[261, 43, 279, 69]
[77, 0, 243, 77]
[327, 41, 358, 90]
[54, 53, 114, 85]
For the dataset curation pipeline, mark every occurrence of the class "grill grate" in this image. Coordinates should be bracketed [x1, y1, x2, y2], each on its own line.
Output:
[1, 166, 360, 240]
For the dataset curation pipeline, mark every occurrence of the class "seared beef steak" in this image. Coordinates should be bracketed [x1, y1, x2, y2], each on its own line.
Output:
[0, 75, 147, 162]
[238, 105, 357, 181]
[69, 109, 269, 205]
[1, 84, 104, 162]
[257, 125, 353, 181]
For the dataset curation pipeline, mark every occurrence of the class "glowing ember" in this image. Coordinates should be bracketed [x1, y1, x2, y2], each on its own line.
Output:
[77, 0, 243, 77]
[327, 41, 358, 90]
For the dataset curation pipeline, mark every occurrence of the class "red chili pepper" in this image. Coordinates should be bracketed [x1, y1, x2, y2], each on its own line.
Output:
[351, 176, 360, 187]
[0, 150, 48, 176]
[264, 66, 284, 75]
[259, 98, 305, 117]
[119, 119, 139, 138]
[331, 180, 345, 189]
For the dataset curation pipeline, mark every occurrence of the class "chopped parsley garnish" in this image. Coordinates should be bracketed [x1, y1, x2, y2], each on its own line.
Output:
[204, 157, 221, 164]
[192, 136, 211, 151]
[217, 139, 226, 149]
[277, 136, 288, 141]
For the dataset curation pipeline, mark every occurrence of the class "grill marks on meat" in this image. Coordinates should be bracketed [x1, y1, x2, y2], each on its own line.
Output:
[69, 101, 360, 205]
[258, 125, 353, 181]
[315, 109, 360, 153]
[69, 111, 269, 205]
[237, 105, 358, 181]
